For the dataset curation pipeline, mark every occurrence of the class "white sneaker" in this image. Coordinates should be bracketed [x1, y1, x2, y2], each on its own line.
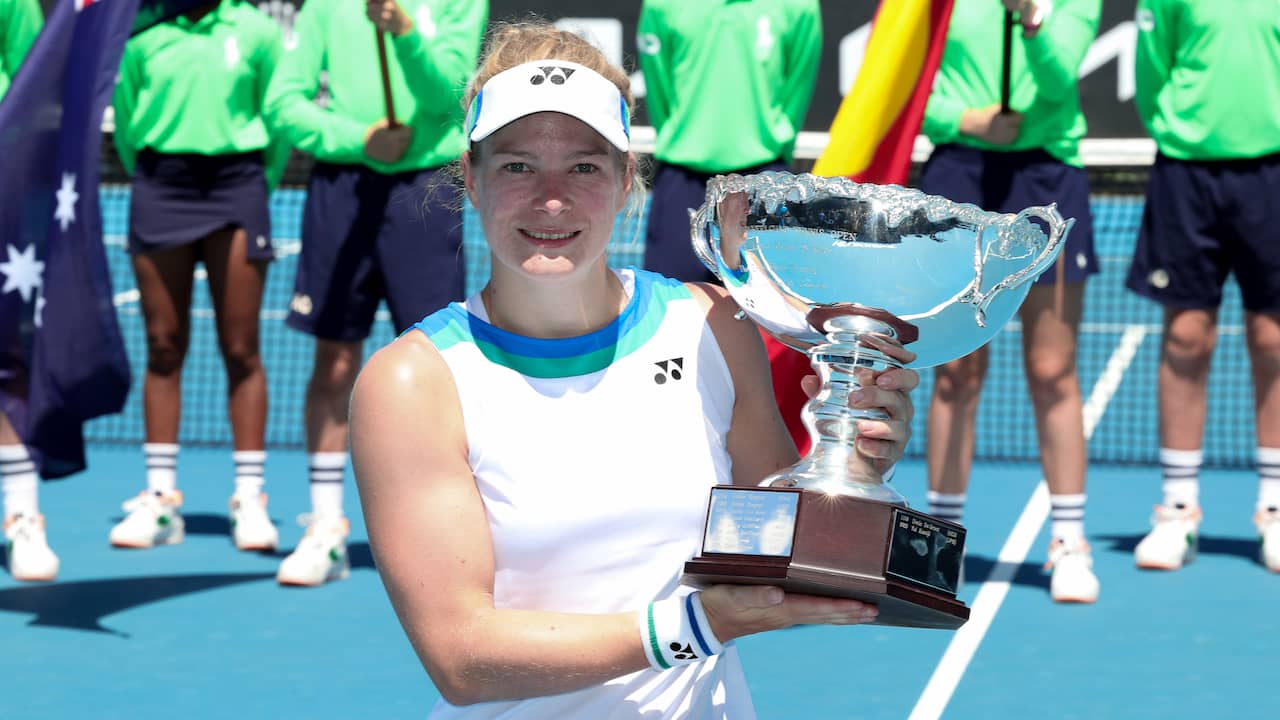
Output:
[1255, 508, 1280, 572]
[109, 490, 185, 548]
[1134, 504, 1202, 570]
[1045, 537, 1099, 603]
[4, 513, 60, 582]
[229, 492, 279, 551]
[277, 515, 350, 587]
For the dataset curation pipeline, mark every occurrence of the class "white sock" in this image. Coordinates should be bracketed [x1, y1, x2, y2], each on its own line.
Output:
[1159, 447, 1201, 509]
[144, 443, 179, 494]
[309, 452, 347, 520]
[1257, 447, 1280, 513]
[233, 450, 267, 498]
[1049, 493, 1087, 542]
[1, 444, 38, 518]
[927, 491, 966, 525]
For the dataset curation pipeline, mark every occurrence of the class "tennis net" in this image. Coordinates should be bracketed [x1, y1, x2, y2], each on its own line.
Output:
[85, 139, 1256, 469]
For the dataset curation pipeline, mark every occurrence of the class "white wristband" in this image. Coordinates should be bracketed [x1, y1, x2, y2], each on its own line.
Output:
[639, 591, 727, 670]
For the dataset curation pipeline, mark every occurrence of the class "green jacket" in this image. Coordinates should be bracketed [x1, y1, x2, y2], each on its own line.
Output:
[1135, 0, 1280, 161]
[922, 0, 1101, 167]
[637, 0, 821, 172]
[264, 0, 487, 174]
[0, 0, 42, 101]
[112, 0, 289, 187]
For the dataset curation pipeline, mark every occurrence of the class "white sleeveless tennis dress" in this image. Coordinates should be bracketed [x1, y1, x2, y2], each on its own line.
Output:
[411, 268, 755, 719]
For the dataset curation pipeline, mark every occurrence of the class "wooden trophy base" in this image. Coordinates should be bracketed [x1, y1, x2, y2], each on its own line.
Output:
[684, 486, 969, 630]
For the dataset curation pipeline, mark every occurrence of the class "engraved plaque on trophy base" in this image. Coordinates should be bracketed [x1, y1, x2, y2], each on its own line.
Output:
[683, 486, 970, 630]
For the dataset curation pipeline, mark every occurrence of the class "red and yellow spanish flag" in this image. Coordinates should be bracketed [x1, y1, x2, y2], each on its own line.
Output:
[770, 0, 954, 453]
[814, 0, 954, 183]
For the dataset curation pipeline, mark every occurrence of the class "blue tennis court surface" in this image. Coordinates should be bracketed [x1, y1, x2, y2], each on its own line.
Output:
[4, 454, 1269, 718]
[3, 187, 1270, 717]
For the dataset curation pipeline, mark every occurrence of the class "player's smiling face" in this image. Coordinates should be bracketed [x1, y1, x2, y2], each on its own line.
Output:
[465, 112, 631, 281]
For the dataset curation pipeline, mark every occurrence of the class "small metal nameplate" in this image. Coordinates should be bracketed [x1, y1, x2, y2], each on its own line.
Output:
[701, 487, 800, 557]
[885, 507, 965, 595]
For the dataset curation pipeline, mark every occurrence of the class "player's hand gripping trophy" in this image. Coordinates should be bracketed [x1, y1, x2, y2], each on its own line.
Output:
[684, 172, 1071, 629]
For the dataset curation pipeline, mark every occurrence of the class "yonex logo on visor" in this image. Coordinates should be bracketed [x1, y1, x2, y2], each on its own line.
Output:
[467, 60, 630, 152]
[531, 66, 575, 85]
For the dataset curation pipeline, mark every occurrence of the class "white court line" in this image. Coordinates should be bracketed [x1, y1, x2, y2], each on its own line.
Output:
[907, 324, 1147, 720]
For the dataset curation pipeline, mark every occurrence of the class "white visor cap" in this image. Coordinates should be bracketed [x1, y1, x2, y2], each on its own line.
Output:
[466, 60, 630, 152]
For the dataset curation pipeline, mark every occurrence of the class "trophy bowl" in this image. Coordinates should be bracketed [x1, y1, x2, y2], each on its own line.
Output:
[682, 172, 1071, 629]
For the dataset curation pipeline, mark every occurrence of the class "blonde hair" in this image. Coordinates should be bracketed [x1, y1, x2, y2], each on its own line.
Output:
[464, 19, 647, 217]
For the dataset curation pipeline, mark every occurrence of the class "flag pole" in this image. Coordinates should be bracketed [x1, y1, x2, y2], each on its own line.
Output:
[375, 29, 398, 127]
[1001, 10, 1013, 113]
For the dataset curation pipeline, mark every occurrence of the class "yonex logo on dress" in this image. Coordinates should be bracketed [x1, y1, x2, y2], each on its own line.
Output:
[531, 66, 576, 85]
[653, 358, 684, 384]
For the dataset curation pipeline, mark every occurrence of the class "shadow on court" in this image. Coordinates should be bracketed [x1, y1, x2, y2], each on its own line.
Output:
[0, 572, 275, 635]
[963, 553, 1051, 590]
[1094, 532, 1260, 564]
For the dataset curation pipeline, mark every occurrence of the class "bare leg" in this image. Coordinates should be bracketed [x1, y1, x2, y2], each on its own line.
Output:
[0, 411, 18, 445]
[1158, 308, 1217, 451]
[1248, 311, 1280, 571]
[202, 227, 269, 451]
[1245, 311, 1280, 449]
[1019, 282, 1087, 496]
[132, 244, 199, 444]
[926, 346, 989, 496]
[306, 339, 363, 454]
[1133, 308, 1217, 570]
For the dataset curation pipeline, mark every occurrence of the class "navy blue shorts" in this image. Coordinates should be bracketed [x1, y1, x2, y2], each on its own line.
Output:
[128, 149, 273, 260]
[1125, 152, 1280, 312]
[918, 144, 1098, 285]
[286, 163, 464, 341]
[643, 159, 789, 283]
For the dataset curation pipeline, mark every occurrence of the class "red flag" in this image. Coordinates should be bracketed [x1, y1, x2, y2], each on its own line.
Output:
[814, 0, 954, 184]
[769, 0, 954, 453]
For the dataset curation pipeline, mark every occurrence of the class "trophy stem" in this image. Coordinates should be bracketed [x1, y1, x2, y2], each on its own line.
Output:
[761, 315, 908, 505]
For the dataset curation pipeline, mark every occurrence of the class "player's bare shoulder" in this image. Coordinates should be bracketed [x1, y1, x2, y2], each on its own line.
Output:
[352, 329, 456, 422]
[685, 280, 767, 362]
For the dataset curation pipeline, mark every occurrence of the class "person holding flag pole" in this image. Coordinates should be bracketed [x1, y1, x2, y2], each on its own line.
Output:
[916, 0, 1102, 603]
[263, 0, 486, 587]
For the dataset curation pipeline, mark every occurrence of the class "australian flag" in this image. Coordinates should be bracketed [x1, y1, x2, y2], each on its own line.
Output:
[0, 0, 204, 478]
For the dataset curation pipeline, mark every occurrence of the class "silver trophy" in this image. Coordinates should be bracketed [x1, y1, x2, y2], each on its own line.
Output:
[683, 171, 1070, 628]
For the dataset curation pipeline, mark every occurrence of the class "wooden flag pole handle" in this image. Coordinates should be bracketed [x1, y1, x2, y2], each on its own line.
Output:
[1001, 10, 1014, 113]
[375, 29, 398, 127]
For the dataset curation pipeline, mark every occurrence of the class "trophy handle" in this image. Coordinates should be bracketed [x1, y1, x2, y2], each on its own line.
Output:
[971, 203, 1074, 325]
[1014, 204, 1073, 279]
[689, 203, 723, 279]
[690, 180, 753, 281]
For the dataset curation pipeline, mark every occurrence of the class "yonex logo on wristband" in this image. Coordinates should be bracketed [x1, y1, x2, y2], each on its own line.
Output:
[640, 591, 727, 671]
